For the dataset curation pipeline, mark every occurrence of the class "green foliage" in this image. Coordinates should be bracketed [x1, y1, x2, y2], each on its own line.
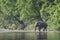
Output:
[40, 0, 60, 30]
[0, 0, 60, 30]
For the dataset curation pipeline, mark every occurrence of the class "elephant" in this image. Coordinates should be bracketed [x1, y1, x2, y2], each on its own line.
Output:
[35, 21, 47, 31]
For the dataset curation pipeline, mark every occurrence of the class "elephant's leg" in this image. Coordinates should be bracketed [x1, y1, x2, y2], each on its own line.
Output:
[39, 27, 41, 31]
[43, 27, 47, 31]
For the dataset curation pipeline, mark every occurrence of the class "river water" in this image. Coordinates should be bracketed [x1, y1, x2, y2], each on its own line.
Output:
[0, 32, 60, 40]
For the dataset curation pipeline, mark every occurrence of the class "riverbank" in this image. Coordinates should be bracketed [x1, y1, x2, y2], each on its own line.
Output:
[0, 29, 60, 33]
[0, 29, 37, 33]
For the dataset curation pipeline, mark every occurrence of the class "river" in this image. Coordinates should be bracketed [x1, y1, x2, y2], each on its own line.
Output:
[0, 32, 60, 40]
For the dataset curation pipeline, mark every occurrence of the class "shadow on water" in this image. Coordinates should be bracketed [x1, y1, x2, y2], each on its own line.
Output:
[36, 32, 47, 40]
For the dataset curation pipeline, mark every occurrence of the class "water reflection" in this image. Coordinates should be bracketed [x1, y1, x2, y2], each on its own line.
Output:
[47, 32, 60, 40]
[0, 32, 21, 40]
[36, 32, 47, 40]
[0, 32, 60, 40]
[20, 32, 26, 40]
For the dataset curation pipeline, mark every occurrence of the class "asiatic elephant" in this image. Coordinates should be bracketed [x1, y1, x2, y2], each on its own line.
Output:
[35, 22, 47, 31]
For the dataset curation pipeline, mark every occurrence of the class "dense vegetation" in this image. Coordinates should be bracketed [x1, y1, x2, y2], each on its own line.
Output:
[0, 0, 60, 31]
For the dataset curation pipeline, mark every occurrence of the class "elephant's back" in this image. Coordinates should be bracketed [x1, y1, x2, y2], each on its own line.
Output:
[36, 22, 47, 27]
[41, 22, 47, 27]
